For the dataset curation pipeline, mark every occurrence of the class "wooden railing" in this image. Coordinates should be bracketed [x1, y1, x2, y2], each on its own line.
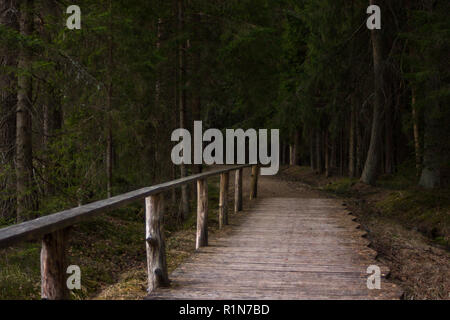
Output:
[0, 164, 259, 299]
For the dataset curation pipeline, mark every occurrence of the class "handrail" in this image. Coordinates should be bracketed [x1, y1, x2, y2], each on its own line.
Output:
[0, 164, 250, 249]
[0, 164, 259, 299]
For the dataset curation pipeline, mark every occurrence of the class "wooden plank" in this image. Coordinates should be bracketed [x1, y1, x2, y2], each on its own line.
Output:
[146, 194, 169, 293]
[196, 179, 208, 249]
[0, 165, 250, 248]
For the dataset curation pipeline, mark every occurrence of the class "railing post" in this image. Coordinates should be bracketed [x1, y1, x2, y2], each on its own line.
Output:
[234, 168, 243, 213]
[196, 178, 208, 249]
[219, 172, 229, 229]
[40, 229, 70, 300]
[250, 165, 259, 200]
[146, 194, 169, 293]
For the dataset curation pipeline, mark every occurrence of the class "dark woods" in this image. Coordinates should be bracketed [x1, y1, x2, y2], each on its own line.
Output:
[0, 0, 449, 224]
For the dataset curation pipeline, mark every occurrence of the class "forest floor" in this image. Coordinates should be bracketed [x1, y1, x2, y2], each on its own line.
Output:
[1, 166, 448, 300]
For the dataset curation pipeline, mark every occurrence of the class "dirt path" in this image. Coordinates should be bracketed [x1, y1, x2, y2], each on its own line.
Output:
[244, 167, 321, 199]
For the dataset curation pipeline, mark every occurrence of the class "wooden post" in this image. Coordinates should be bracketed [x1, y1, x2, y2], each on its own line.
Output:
[219, 172, 229, 229]
[41, 229, 69, 300]
[250, 165, 258, 200]
[234, 168, 243, 213]
[146, 194, 169, 293]
[196, 178, 208, 249]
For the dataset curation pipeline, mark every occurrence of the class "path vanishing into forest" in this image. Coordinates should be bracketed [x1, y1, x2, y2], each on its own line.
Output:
[147, 167, 403, 300]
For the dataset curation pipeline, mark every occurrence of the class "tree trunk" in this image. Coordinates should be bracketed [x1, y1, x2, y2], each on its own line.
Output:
[289, 144, 295, 165]
[411, 88, 421, 177]
[42, 88, 62, 196]
[0, 0, 18, 220]
[418, 73, 442, 189]
[178, 0, 189, 219]
[41, 229, 70, 300]
[325, 131, 330, 177]
[361, 0, 384, 185]
[418, 108, 441, 188]
[16, 0, 35, 222]
[384, 85, 394, 175]
[316, 129, 323, 174]
[153, 18, 163, 183]
[284, 143, 289, 165]
[339, 127, 344, 175]
[106, 0, 113, 198]
[191, 12, 202, 177]
[330, 138, 336, 170]
[349, 102, 356, 178]
[356, 110, 363, 177]
[106, 126, 113, 198]
[348, 0, 356, 178]
[155, 18, 162, 111]
[310, 130, 316, 170]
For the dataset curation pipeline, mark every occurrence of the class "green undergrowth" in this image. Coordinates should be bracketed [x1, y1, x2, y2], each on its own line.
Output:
[322, 178, 358, 196]
[376, 188, 450, 248]
[0, 243, 40, 299]
[0, 177, 224, 300]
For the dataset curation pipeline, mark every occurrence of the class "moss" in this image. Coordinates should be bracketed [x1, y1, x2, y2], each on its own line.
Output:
[376, 188, 450, 247]
[322, 178, 358, 196]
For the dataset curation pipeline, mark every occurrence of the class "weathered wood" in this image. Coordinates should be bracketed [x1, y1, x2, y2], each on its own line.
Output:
[250, 165, 258, 200]
[0, 165, 250, 249]
[196, 179, 208, 249]
[234, 168, 243, 213]
[148, 198, 403, 300]
[146, 194, 169, 292]
[41, 229, 69, 300]
[218, 172, 229, 229]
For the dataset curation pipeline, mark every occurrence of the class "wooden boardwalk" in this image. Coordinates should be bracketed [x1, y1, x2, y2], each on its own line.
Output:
[148, 196, 403, 300]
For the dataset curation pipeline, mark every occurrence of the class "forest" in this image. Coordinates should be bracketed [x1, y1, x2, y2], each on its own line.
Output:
[0, 0, 449, 300]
